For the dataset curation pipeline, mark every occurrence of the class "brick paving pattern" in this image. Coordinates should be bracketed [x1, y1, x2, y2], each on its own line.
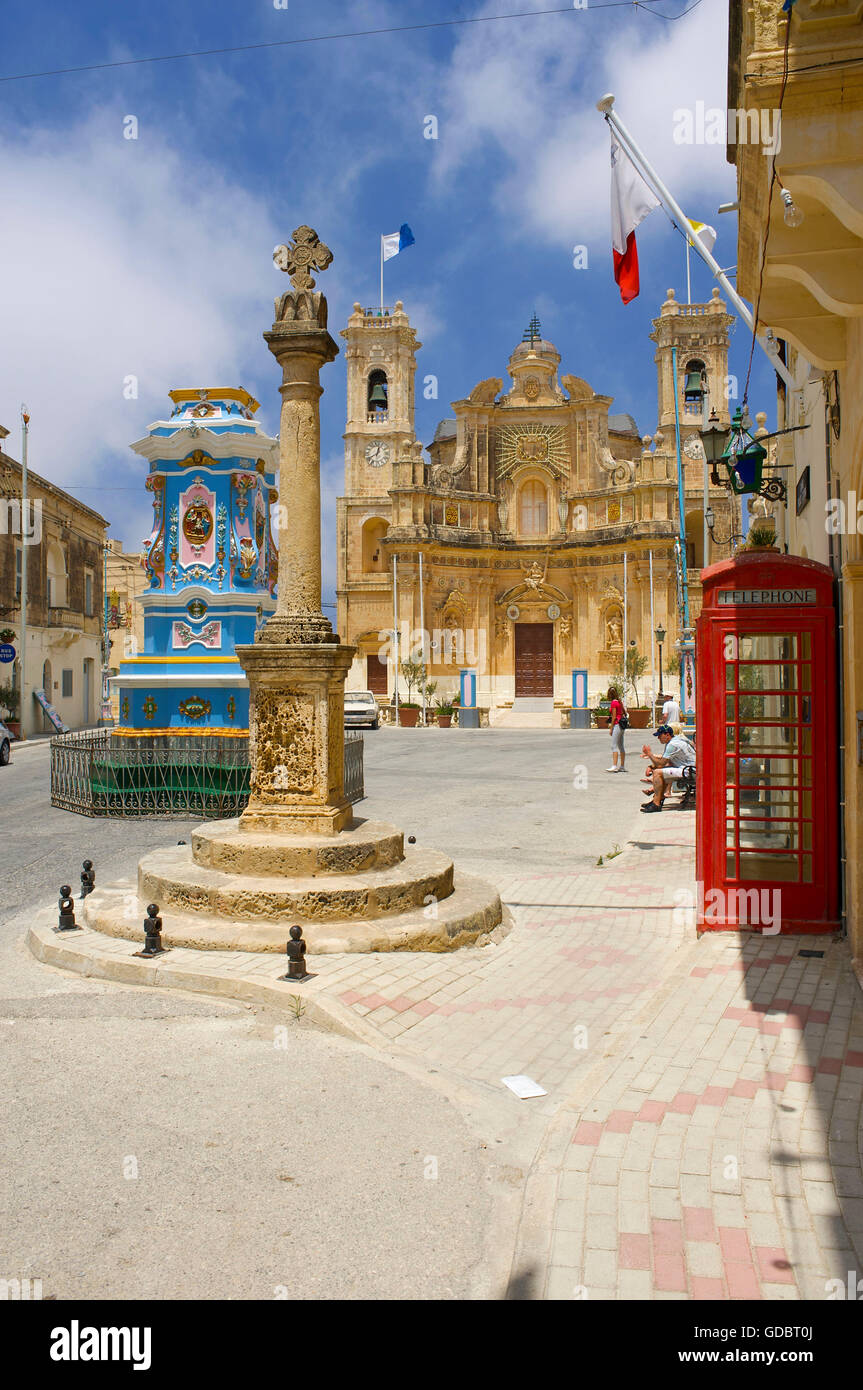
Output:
[31, 809, 863, 1301]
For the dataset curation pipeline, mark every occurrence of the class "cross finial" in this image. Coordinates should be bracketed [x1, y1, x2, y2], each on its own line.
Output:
[273, 226, 334, 291]
[522, 314, 542, 347]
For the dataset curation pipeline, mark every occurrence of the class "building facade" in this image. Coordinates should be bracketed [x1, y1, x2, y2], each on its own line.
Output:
[728, 0, 863, 964]
[337, 295, 739, 718]
[105, 538, 147, 721]
[0, 426, 107, 736]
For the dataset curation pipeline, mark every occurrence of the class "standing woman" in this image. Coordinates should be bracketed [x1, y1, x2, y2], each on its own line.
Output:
[606, 685, 627, 773]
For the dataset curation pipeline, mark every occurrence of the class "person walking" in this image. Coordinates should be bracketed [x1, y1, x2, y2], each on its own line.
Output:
[606, 685, 627, 773]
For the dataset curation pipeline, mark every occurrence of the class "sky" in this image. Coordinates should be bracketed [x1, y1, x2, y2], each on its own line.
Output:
[0, 0, 776, 604]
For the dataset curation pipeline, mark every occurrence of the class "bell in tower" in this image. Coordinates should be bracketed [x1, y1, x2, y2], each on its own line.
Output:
[367, 369, 388, 416]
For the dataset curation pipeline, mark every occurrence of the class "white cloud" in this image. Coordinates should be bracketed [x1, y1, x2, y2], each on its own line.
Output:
[0, 112, 283, 544]
[431, 0, 733, 246]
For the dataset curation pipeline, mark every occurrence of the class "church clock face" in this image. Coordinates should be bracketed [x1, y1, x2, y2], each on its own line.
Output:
[365, 440, 390, 468]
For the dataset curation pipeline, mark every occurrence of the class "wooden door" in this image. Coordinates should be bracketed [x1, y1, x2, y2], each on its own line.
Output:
[514, 623, 553, 697]
[366, 654, 388, 696]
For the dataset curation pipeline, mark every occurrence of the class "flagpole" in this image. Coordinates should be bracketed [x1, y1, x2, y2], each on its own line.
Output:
[380, 237, 384, 313]
[597, 94, 798, 396]
[685, 237, 691, 305]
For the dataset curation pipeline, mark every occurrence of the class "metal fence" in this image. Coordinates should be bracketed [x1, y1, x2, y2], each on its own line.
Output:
[50, 728, 364, 819]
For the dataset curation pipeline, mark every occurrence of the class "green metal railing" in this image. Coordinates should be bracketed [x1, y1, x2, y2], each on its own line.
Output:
[50, 729, 364, 818]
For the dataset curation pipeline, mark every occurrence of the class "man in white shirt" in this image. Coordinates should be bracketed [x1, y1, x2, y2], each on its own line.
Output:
[640, 725, 695, 813]
[661, 692, 681, 726]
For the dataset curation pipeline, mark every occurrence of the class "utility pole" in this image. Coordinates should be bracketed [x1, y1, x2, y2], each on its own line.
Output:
[18, 405, 29, 741]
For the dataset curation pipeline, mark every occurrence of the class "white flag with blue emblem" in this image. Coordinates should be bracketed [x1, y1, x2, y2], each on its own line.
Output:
[381, 224, 415, 261]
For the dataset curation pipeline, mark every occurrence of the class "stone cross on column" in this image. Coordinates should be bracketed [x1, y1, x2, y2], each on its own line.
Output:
[235, 227, 355, 836]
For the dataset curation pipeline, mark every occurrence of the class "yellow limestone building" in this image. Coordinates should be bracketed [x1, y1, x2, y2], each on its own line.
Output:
[337, 294, 739, 719]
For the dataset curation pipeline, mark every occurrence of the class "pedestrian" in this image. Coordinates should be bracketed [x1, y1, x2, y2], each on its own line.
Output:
[606, 685, 628, 773]
[661, 690, 681, 726]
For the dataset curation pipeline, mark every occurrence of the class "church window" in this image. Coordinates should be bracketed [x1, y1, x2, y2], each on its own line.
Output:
[518, 480, 548, 538]
[361, 518, 389, 573]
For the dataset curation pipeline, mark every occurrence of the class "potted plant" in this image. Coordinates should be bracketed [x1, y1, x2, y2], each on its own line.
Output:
[435, 697, 454, 728]
[0, 681, 20, 738]
[612, 645, 652, 727]
[397, 658, 427, 727]
[744, 523, 779, 552]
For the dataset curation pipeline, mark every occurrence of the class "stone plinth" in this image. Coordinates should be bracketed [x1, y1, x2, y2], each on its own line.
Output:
[236, 639, 355, 836]
[82, 816, 509, 954]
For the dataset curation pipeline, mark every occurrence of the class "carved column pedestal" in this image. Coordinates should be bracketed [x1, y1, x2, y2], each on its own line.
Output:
[236, 640, 354, 836]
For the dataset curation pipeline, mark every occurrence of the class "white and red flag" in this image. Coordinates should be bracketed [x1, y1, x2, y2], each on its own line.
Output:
[609, 132, 659, 304]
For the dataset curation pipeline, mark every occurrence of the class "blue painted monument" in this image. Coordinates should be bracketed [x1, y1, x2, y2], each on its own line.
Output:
[114, 388, 278, 741]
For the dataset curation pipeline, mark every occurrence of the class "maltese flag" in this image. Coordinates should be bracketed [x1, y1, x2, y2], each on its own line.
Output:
[610, 133, 659, 304]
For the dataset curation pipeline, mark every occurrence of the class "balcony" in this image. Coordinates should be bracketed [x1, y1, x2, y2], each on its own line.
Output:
[729, 4, 863, 369]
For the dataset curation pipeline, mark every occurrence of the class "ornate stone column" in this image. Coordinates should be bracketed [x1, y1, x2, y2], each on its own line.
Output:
[236, 228, 354, 836]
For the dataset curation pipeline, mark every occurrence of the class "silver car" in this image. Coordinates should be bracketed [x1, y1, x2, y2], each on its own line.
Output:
[0, 719, 11, 766]
[344, 691, 380, 730]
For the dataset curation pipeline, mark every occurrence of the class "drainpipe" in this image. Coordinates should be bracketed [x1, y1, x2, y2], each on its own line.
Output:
[825, 386, 847, 940]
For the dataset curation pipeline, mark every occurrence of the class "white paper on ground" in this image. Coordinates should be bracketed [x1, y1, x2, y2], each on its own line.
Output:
[501, 1074, 547, 1099]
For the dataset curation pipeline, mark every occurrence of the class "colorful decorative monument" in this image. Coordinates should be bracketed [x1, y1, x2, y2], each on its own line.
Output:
[113, 389, 278, 739]
[81, 228, 507, 953]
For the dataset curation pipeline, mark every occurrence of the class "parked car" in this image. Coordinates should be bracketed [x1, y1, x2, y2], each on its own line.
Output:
[344, 691, 380, 729]
[0, 719, 11, 766]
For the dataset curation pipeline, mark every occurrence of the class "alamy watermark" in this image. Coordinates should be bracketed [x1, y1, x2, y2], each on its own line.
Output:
[673, 883, 782, 934]
[0, 496, 42, 544]
[673, 102, 781, 155]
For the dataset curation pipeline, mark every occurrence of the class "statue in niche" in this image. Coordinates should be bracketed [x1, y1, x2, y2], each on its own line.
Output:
[606, 609, 623, 648]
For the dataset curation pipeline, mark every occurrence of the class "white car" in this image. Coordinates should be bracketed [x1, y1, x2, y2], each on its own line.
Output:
[0, 719, 11, 766]
[344, 691, 380, 730]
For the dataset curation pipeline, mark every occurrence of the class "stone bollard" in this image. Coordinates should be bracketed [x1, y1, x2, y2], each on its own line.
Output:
[80, 860, 95, 899]
[135, 903, 167, 958]
[282, 924, 312, 983]
[57, 885, 79, 932]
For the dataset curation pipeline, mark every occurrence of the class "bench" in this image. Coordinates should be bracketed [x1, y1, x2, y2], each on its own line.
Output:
[673, 764, 696, 808]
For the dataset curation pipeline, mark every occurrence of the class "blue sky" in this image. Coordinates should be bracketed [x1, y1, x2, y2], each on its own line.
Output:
[0, 0, 775, 602]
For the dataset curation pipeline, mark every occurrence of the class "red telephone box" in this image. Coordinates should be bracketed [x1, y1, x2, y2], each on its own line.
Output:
[696, 552, 839, 934]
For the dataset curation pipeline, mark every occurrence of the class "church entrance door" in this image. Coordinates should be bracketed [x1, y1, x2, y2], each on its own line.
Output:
[366, 654, 388, 696]
[514, 623, 553, 698]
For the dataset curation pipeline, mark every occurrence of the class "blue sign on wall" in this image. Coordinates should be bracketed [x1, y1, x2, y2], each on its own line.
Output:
[0, 643, 15, 664]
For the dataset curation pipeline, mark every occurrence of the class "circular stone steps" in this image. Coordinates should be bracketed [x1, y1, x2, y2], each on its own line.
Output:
[83, 877, 508, 954]
[191, 818, 405, 877]
[137, 843, 454, 923]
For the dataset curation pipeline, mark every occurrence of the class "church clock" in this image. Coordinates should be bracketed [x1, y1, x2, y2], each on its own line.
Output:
[365, 440, 391, 468]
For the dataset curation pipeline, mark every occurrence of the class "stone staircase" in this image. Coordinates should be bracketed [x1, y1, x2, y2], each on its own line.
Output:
[83, 817, 509, 954]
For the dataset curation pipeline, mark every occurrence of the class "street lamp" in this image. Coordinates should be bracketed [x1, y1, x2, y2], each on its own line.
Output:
[655, 624, 666, 716]
[701, 407, 729, 488]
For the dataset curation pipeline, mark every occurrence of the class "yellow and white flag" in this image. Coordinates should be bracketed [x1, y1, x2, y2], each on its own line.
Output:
[687, 219, 717, 254]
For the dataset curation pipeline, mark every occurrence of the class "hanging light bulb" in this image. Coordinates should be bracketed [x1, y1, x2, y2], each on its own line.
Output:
[781, 188, 804, 229]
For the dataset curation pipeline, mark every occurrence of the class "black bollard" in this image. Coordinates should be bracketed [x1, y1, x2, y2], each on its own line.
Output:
[57, 885, 79, 932]
[80, 860, 95, 899]
[407, 835, 416, 844]
[135, 903, 167, 958]
[281, 925, 313, 983]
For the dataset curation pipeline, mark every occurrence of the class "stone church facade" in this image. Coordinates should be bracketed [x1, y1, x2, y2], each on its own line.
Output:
[336, 289, 739, 717]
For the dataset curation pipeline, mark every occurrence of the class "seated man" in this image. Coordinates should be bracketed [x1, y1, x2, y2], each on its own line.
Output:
[640, 724, 695, 813]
